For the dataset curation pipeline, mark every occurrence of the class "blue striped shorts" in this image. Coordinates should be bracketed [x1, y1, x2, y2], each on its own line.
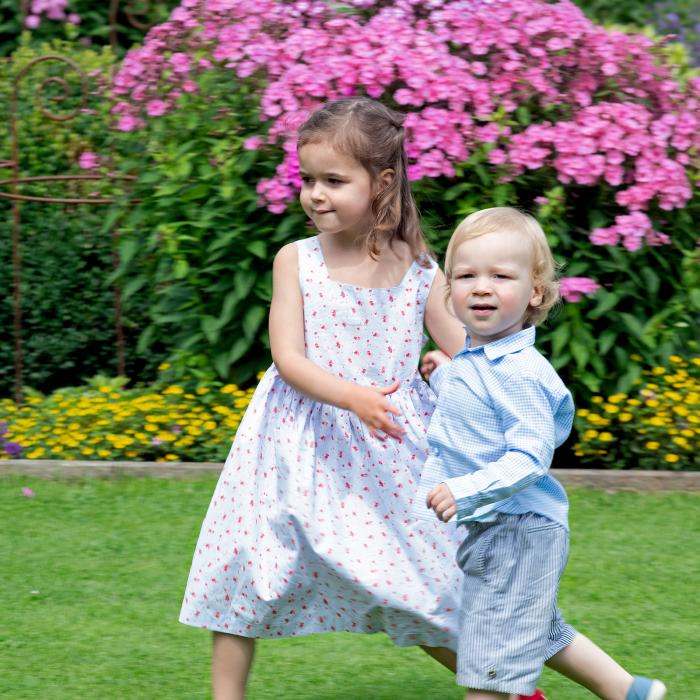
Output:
[455, 512, 577, 695]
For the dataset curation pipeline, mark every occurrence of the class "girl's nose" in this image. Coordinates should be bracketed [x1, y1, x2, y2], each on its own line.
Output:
[310, 183, 325, 202]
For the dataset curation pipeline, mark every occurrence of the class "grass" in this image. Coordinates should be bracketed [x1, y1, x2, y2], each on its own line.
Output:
[1, 474, 697, 699]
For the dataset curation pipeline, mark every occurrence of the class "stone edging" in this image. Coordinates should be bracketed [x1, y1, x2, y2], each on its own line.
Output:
[0, 460, 698, 491]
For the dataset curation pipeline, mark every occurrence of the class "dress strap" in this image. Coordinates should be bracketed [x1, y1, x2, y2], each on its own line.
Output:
[411, 254, 439, 308]
[296, 236, 326, 291]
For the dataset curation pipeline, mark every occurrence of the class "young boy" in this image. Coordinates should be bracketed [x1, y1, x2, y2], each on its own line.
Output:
[416, 208, 666, 700]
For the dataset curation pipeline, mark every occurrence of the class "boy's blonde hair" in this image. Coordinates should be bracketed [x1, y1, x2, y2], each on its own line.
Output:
[444, 207, 560, 326]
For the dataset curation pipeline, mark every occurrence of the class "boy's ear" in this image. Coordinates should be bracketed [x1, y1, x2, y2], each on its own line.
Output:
[530, 283, 544, 308]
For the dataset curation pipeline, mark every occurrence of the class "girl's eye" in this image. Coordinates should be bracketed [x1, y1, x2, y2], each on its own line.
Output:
[495, 274, 511, 279]
[456, 273, 474, 279]
[327, 178, 343, 185]
[300, 176, 313, 185]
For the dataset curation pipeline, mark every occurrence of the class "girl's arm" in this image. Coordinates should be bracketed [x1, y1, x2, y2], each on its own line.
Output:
[269, 243, 404, 440]
[424, 268, 465, 358]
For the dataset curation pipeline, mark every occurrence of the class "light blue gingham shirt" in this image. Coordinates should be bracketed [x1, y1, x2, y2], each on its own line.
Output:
[414, 326, 574, 529]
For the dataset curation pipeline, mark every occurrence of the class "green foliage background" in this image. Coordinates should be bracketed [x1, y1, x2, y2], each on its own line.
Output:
[1, 3, 699, 450]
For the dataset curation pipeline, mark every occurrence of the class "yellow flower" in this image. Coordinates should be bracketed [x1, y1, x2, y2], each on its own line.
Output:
[630, 354, 643, 361]
[603, 404, 620, 414]
[583, 429, 599, 440]
[27, 448, 45, 458]
[645, 442, 660, 450]
[665, 453, 680, 463]
[158, 362, 171, 371]
[607, 394, 627, 404]
[165, 453, 179, 461]
[591, 396, 603, 404]
[599, 432, 614, 442]
[652, 367, 666, 375]
[99, 386, 111, 393]
[645, 399, 659, 408]
[196, 387, 210, 395]
[618, 413, 633, 422]
[672, 437, 689, 448]
[204, 421, 217, 430]
[221, 384, 238, 394]
[669, 355, 683, 364]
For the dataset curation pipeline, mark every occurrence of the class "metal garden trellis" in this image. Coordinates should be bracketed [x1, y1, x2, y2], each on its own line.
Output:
[0, 1, 164, 403]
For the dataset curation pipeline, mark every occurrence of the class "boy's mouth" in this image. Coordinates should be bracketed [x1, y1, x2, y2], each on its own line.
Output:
[470, 303, 496, 316]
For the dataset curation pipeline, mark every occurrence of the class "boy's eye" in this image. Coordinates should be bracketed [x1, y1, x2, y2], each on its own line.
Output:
[456, 273, 474, 279]
[495, 274, 511, 279]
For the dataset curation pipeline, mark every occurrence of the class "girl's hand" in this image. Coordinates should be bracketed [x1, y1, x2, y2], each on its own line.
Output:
[420, 350, 451, 379]
[427, 483, 457, 522]
[346, 381, 405, 440]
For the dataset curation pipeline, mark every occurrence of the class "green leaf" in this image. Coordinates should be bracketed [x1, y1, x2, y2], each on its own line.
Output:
[588, 290, 619, 320]
[550, 323, 571, 356]
[201, 315, 221, 345]
[174, 259, 189, 280]
[228, 337, 250, 366]
[640, 267, 660, 297]
[620, 312, 646, 341]
[242, 305, 267, 341]
[516, 106, 531, 125]
[218, 291, 240, 327]
[598, 329, 617, 356]
[118, 238, 140, 267]
[121, 275, 146, 302]
[181, 183, 211, 201]
[570, 339, 590, 371]
[136, 325, 155, 354]
[246, 240, 267, 258]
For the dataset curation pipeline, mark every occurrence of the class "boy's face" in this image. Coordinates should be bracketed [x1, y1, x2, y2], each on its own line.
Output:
[449, 230, 543, 347]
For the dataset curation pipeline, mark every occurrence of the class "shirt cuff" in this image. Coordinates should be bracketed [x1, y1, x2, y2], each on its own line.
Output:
[444, 473, 495, 518]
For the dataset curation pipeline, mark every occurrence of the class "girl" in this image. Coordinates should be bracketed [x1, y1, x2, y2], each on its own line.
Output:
[179, 96, 470, 699]
[180, 97, 616, 700]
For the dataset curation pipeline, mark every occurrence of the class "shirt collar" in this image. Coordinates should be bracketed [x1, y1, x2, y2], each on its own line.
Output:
[455, 325, 536, 361]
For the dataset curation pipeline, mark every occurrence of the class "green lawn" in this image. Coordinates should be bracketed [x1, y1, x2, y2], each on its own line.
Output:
[1, 475, 697, 699]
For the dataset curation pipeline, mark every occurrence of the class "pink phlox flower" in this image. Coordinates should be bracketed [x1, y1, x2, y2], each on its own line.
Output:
[78, 151, 100, 170]
[22, 487, 35, 498]
[559, 277, 601, 302]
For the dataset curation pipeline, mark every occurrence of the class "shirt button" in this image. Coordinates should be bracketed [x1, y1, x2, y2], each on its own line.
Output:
[432, 447, 440, 456]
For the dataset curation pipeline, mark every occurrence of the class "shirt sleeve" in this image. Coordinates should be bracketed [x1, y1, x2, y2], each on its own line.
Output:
[428, 361, 450, 396]
[444, 374, 556, 517]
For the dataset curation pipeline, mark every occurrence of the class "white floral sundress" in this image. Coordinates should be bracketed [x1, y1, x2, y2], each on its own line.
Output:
[179, 236, 464, 649]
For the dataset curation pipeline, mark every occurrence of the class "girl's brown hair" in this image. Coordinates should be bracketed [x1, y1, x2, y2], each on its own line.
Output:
[298, 97, 430, 264]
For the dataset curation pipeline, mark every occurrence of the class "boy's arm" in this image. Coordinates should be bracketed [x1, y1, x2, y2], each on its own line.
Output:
[444, 374, 567, 518]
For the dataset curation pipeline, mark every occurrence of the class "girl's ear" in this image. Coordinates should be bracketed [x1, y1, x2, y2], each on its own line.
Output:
[378, 168, 394, 190]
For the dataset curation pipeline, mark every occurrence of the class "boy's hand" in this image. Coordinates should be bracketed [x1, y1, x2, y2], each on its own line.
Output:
[346, 381, 405, 441]
[421, 350, 450, 379]
[427, 483, 457, 522]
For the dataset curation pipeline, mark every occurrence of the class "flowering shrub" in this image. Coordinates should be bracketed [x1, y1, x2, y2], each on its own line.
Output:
[574, 355, 700, 470]
[113, 0, 700, 235]
[0, 373, 255, 462]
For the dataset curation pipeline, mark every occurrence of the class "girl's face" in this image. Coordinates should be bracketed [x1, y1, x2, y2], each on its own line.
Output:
[449, 230, 543, 347]
[298, 140, 376, 240]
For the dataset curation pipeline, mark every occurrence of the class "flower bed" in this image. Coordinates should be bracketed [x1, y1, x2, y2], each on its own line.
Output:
[574, 355, 700, 469]
[0, 375, 255, 462]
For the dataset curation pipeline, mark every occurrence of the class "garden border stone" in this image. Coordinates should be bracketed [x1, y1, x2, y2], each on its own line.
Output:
[0, 460, 698, 491]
